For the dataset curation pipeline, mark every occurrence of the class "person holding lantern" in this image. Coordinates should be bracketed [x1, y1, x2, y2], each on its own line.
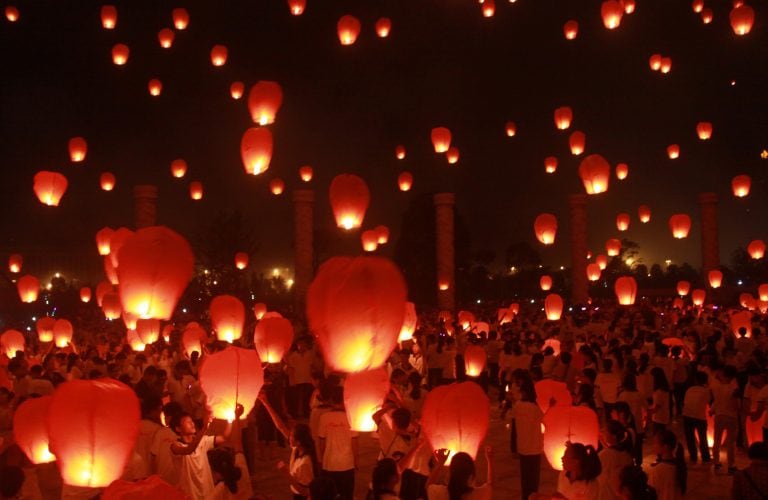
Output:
[426, 446, 493, 500]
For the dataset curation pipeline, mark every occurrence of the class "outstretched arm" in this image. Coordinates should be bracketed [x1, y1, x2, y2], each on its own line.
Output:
[258, 393, 291, 440]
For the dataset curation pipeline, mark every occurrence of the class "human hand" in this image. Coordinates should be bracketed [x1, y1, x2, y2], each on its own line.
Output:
[434, 448, 450, 465]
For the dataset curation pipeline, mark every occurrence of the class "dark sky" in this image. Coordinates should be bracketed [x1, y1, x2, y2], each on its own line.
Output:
[1, 0, 766, 280]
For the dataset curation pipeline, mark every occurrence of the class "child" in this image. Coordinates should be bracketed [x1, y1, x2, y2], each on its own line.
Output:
[557, 442, 602, 500]
[648, 430, 686, 500]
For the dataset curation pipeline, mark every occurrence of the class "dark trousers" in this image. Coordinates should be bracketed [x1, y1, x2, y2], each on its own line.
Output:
[289, 383, 314, 419]
[323, 469, 355, 500]
[400, 469, 428, 500]
[428, 368, 443, 390]
[673, 383, 687, 416]
[683, 416, 711, 461]
[633, 433, 644, 466]
[519, 454, 541, 500]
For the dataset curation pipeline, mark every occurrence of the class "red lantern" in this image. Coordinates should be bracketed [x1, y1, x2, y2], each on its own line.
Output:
[464, 345, 487, 377]
[481, 0, 495, 17]
[37, 317, 55, 342]
[731, 310, 752, 337]
[361, 230, 379, 252]
[17, 275, 39, 303]
[100, 172, 116, 191]
[446, 146, 460, 164]
[288, 0, 306, 15]
[569, 131, 586, 155]
[210, 45, 228, 66]
[554, 106, 573, 130]
[68, 136, 87, 162]
[47, 379, 140, 487]
[116, 226, 195, 320]
[210, 295, 245, 343]
[104, 255, 119, 285]
[535, 379, 572, 413]
[748, 240, 766, 259]
[270, 178, 285, 196]
[329, 174, 370, 230]
[376, 225, 390, 245]
[53, 319, 73, 348]
[616, 213, 630, 231]
[421, 382, 490, 462]
[669, 214, 692, 239]
[586, 263, 601, 282]
[691, 289, 706, 306]
[542, 406, 599, 470]
[399, 302, 417, 342]
[615, 163, 629, 180]
[181, 324, 204, 357]
[299, 165, 313, 182]
[375, 18, 391, 38]
[740, 294, 757, 310]
[111, 44, 129, 65]
[624, 0, 636, 14]
[534, 213, 557, 245]
[578, 154, 610, 194]
[253, 317, 294, 364]
[395, 145, 406, 160]
[431, 127, 452, 153]
[253, 302, 268, 320]
[759, 284, 768, 302]
[505, 121, 517, 137]
[696, 121, 713, 140]
[240, 127, 273, 175]
[102, 292, 122, 320]
[8, 253, 22, 273]
[701, 8, 713, 24]
[730, 4, 755, 35]
[107, 227, 134, 268]
[344, 368, 390, 432]
[732, 174, 751, 197]
[601, 0, 624, 29]
[649, 54, 662, 71]
[337, 15, 361, 45]
[544, 294, 563, 321]
[563, 20, 579, 40]
[5, 5, 18, 21]
[199, 346, 264, 422]
[101, 5, 117, 29]
[170, 159, 187, 178]
[692, 0, 704, 13]
[172, 8, 189, 30]
[1, 329, 25, 358]
[95, 281, 113, 307]
[158, 28, 175, 48]
[307, 256, 406, 373]
[606, 239, 621, 257]
[189, 181, 203, 200]
[14, 396, 55, 464]
[544, 156, 558, 174]
[677, 281, 691, 297]
[667, 144, 680, 159]
[229, 81, 244, 100]
[247, 81, 283, 125]
[638, 205, 651, 223]
[660, 57, 672, 74]
[34, 171, 68, 206]
[540, 275, 553, 291]
[458, 310, 476, 332]
[398, 171, 413, 192]
[147, 79, 162, 97]
[234, 252, 249, 270]
[708, 270, 723, 288]
[614, 276, 637, 305]
[103, 476, 186, 500]
[136, 318, 160, 345]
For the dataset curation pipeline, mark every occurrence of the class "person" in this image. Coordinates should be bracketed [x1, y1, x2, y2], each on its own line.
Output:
[611, 402, 640, 466]
[0, 465, 24, 500]
[258, 392, 319, 499]
[286, 338, 316, 419]
[134, 365, 161, 402]
[125, 393, 167, 480]
[403, 371, 426, 419]
[648, 430, 686, 500]
[317, 386, 359, 500]
[682, 371, 711, 463]
[710, 365, 738, 473]
[151, 401, 183, 487]
[617, 374, 647, 460]
[731, 441, 768, 499]
[596, 359, 621, 419]
[426, 447, 493, 500]
[556, 442, 602, 500]
[749, 371, 768, 443]
[617, 466, 657, 500]
[510, 374, 543, 500]
[207, 447, 249, 500]
[309, 476, 339, 500]
[599, 420, 634, 500]
[255, 366, 288, 460]
[369, 458, 400, 500]
[648, 368, 671, 436]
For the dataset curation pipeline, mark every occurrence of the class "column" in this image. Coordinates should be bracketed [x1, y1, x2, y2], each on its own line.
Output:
[434, 193, 455, 311]
[293, 189, 314, 309]
[133, 185, 158, 228]
[698, 192, 719, 274]
[568, 194, 589, 304]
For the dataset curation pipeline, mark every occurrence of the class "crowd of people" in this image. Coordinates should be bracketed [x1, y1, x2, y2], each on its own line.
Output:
[0, 300, 767, 499]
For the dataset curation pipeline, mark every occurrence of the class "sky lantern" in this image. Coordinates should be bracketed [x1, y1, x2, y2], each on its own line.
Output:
[431, 127, 452, 153]
[253, 302, 267, 320]
[376, 225, 390, 244]
[534, 213, 557, 245]
[446, 147, 460, 164]
[80, 286, 92, 303]
[464, 345, 487, 377]
[601, 0, 624, 29]
[116, 226, 194, 320]
[398, 171, 413, 192]
[17, 275, 39, 303]
[481, 0, 495, 17]
[554, 106, 573, 130]
[95, 281, 113, 307]
[269, 178, 285, 196]
[229, 81, 244, 100]
[361, 230, 379, 252]
[732, 174, 751, 197]
[457, 310, 475, 331]
[669, 214, 692, 239]
[399, 301, 417, 342]
[65, 137, 87, 164]
[337, 15, 361, 45]
[535, 379, 572, 413]
[307, 256, 406, 373]
[234, 252, 249, 270]
[677, 280, 691, 297]
[615, 276, 637, 305]
[100, 172, 116, 191]
[696, 121, 713, 140]
[5, 5, 19, 21]
[147, 79, 162, 97]
[595, 254, 608, 271]
[182, 324, 205, 356]
[623, 0, 636, 14]
[421, 382, 490, 463]
[544, 156, 558, 174]
[691, 289, 706, 306]
[638, 205, 651, 223]
[563, 20, 579, 40]
[708, 270, 723, 288]
[542, 405, 599, 471]
[692, 0, 704, 13]
[544, 294, 563, 321]
[329, 174, 370, 230]
[171, 159, 187, 178]
[253, 317, 294, 363]
[210, 45, 228, 66]
[37, 317, 55, 343]
[100, 5, 116, 29]
[395, 145, 406, 160]
[47, 379, 140, 487]
[1, 330, 25, 358]
[111, 44, 129, 65]
[241, 127, 273, 175]
[748, 240, 765, 259]
[122, 310, 139, 331]
[136, 318, 160, 345]
[172, 8, 189, 30]
[540, 275, 553, 291]
[189, 181, 203, 200]
[660, 57, 672, 74]
[649, 54, 662, 71]
[8, 253, 22, 273]
[701, 8, 713, 24]
[210, 295, 245, 343]
[740, 293, 757, 311]
[615, 163, 628, 180]
[569, 131, 586, 155]
[199, 346, 263, 422]
[104, 255, 119, 285]
[126, 330, 145, 352]
[375, 17, 391, 38]
[586, 263, 601, 282]
[95, 227, 114, 256]
[578, 154, 610, 194]
[731, 310, 752, 337]
[616, 213, 630, 231]
[108, 227, 135, 269]
[667, 144, 680, 159]
[102, 292, 122, 320]
[158, 28, 175, 48]
[53, 319, 73, 348]
[759, 284, 768, 302]
[730, 4, 755, 35]
[505, 121, 517, 137]
[247, 81, 283, 125]
[344, 368, 390, 432]
[288, 0, 306, 15]
[299, 165, 313, 182]
[14, 396, 55, 464]
[605, 238, 621, 257]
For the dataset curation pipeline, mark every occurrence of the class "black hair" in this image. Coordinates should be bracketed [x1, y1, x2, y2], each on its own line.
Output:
[650, 367, 670, 392]
[207, 447, 242, 494]
[169, 411, 192, 432]
[293, 423, 320, 478]
[694, 370, 708, 386]
[606, 419, 632, 453]
[565, 442, 602, 482]
[407, 371, 422, 401]
[560, 352, 572, 364]
[391, 408, 412, 430]
[622, 373, 638, 392]
[370, 458, 399, 499]
[656, 430, 686, 495]
[619, 465, 658, 500]
[143, 365, 158, 377]
[140, 393, 163, 419]
[448, 452, 475, 500]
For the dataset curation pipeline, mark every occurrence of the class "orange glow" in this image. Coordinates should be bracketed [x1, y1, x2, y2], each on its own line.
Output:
[669, 214, 691, 239]
[649, 53, 662, 71]
[253, 303, 268, 320]
[692, 0, 704, 13]
[638, 204, 651, 223]
[100, 5, 116, 29]
[17, 275, 39, 303]
[68, 136, 87, 162]
[287, 0, 306, 15]
[157, 28, 175, 48]
[172, 8, 189, 30]
[398, 171, 413, 192]
[95, 281, 113, 308]
[230, 81, 244, 100]
[5, 5, 19, 22]
[554, 106, 573, 130]
[344, 368, 390, 432]
[601, 0, 624, 29]
[730, 4, 754, 35]
[399, 302, 417, 342]
[80, 287, 92, 303]
[606, 238, 621, 257]
[701, 8, 713, 24]
[253, 317, 294, 363]
[614, 276, 637, 305]
[1, 329, 25, 357]
[623, 0, 636, 14]
[148, 79, 162, 96]
[431, 127, 452, 153]
[544, 156, 558, 174]
[210, 295, 245, 343]
[234, 252, 249, 270]
[182, 323, 206, 357]
[544, 294, 563, 321]
[578, 154, 610, 194]
[269, 178, 285, 195]
[534, 213, 557, 245]
[189, 181, 203, 200]
[563, 20, 578, 40]
[615, 163, 629, 180]
[677, 280, 691, 297]
[100, 172, 116, 191]
[708, 270, 723, 288]
[481, 0, 495, 17]
[375, 17, 391, 38]
[329, 174, 370, 230]
[102, 292, 122, 320]
[95, 227, 114, 256]
[596, 254, 608, 270]
[53, 319, 73, 348]
[210, 45, 228, 66]
[13, 396, 55, 464]
[696, 121, 713, 140]
[732, 174, 751, 197]
[616, 213, 630, 231]
[586, 263, 601, 281]
[199, 348, 264, 422]
[241, 127, 273, 175]
[505, 121, 517, 137]
[464, 345, 487, 377]
[361, 230, 379, 252]
[446, 146, 460, 164]
[660, 57, 672, 74]
[376, 225, 390, 245]
[569, 130, 586, 155]
[759, 284, 768, 302]
[535, 379, 572, 413]
[136, 318, 160, 345]
[299, 165, 314, 182]
[667, 144, 680, 159]
[248, 81, 283, 125]
[395, 145, 406, 160]
[543, 406, 599, 470]
[111, 44, 129, 65]
[8, 253, 22, 273]
[171, 159, 187, 178]
[748, 240, 766, 259]
[540, 275, 553, 291]
[691, 289, 706, 306]
[337, 15, 361, 45]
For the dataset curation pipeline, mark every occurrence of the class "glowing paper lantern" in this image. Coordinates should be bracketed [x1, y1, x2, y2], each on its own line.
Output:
[535, 379, 572, 413]
[229, 81, 244, 100]
[398, 171, 413, 192]
[376, 225, 390, 245]
[199, 346, 263, 422]
[540, 275, 553, 291]
[732, 175, 751, 197]
[696, 121, 713, 140]
[247, 81, 283, 125]
[37, 317, 55, 342]
[147, 79, 162, 97]
[395, 145, 406, 160]
[649, 54, 662, 71]
[329, 174, 370, 230]
[701, 8, 713, 24]
[601, 0, 624, 29]
[586, 263, 601, 282]
[375, 17, 391, 38]
[189, 181, 203, 200]
[464, 345, 487, 377]
[624, 0, 636, 14]
[614, 276, 637, 305]
[8, 253, 22, 273]
[47, 379, 140, 487]
[739, 294, 756, 310]
[596, 254, 609, 270]
[660, 57, 672, 74]
[691, 289, 706, 306]
[606, 239, 621, 257]
[337, 15, 361, 45]
[578, 155, 610, 194]
[299, 165, 313, 182]
[544, 294, 563, 321]
[68, 137, 87, 162]
[669, 214, 692, 239]
[421, 382, 490, 462]
[234, 252, 249, 270]
[288, 0, 306, 16]
[673, 298, 684, 309]
[171, 159, 187, 178]
[542, 405, 599, 470]
[446, 147, 460, 164]
[34, 171, 68, 206]
[270, 178, 285, 196]
[563, 20, 579, 40]
[399, 301, 417, 342]
[731, 310, 752, 337]
[100, 172, 116, 191]
[158, 28, 175, 48]
[361, 230, 379, 252]
[111, 44, 129, 65]
[253, 303, 267, 320]
[545, 156, 558, 174]
[458, 311, 475, 331]
[534, 213, 557, 245]
[677, 281, 691, 297]
[116, 226, 195, 320]
[569, 131, 586, 155]
[210, 295, 245, 343]
[182, 324, 205, 356]
[344, 368, 390, 432]
[431, 127, 452, 153]
[692, 0, 704, 13]
[5, 5, 18, 21]
[101, 5, 117, 29]
[108, 228, 134, 269]
[638, 205, 651, 223]
[13, 396, 54, 464]
[102, 292, 122, 320]
[136, 318, 160, 345]
[240, 127, 273, 175]
[615, 163, 628, 180]
[616, 213, 630, 231]
[53, 319, 73, 348]
[95, 281, 113, 307]
[505, 121, 517, 137]
[307, 256, 406, 373]
[554, 107, 573, 130]
[667, 144, 680, 159]
[730, 4, 755, 35]
[1, 330, 24, 358]
[253, 317, 294, 364]
[748, 240, 766, 259]
[172, 8, 189, 30]
[708, 270, 723, 288]
[17, 275, 39, 303]
[210, 45, 228, 66]
[759, 284, 768, 302]
[481, 0, 495, 17]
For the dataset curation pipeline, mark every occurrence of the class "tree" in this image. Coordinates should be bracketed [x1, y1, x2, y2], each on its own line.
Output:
[504, 241, 542, 271]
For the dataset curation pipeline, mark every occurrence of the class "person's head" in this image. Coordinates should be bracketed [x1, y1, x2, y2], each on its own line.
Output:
[604, 419, 626, 447]
[561, 442, 601, 482]
[142, 365, 158, 382]
[291, 423, 316, 456]
[140, 393, 163, 421]
[162, 401, 183, 427]
[654, 429, 678, 457]
[0, 388, 13, 406]
[694, 370, 708, 387]
[611, 401, 634, 428]
[371, 458, 399, 496]
[560, 352, 572, 365]
[650, 367, 669, 392]
[309, 476, 338, 500]
[618, 465, 656, 500]
[390, 368, 407, 386]
[391, 407, 412, 431]
[207, 447, 242, 494]
[654, 430, 686, 494]
[329, 385, 344, 407]
[622, 373, 637, 392]
[170, 412, 196, 437]
[448, 452, 476, 498]
[0, 465, 24, 499]
[29, 365, 44, 378]
[411, 342, 421, 355]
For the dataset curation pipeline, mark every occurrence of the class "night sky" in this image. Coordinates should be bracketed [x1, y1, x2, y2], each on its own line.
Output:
[1, 0, 767, 280]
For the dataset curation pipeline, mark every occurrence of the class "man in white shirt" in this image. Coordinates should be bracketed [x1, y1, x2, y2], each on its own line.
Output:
[711, 365, 739, 472]
[318, 386, 358, 500]
[682, 371, 712, 463]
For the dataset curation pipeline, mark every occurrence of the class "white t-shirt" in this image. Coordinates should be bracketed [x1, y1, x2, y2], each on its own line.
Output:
[652, 390, 671, 425]
[511, 401, 543, 455]
[598, 448, 633, 500]
[648, 462, 683, 500]
[595, 373, 620, 404]
[290, 448, 315, 495]
[177, 435, 215, 500]
[710, 379, 738, 418]
[682, 386, 710, 420]
[318, 410, 358, 471]
[556, 471, 601, 500]
[427, 482, 491, 500]
[151, 426, 181, 486]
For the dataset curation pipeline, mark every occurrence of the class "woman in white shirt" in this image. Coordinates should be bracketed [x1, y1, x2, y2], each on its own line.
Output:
[426, 447, 493, 500]
[556, 442, 602, 500]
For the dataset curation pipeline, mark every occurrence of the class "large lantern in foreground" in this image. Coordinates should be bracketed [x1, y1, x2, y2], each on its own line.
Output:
[578, 154, 610, 194]
[669, 214, 691, 239]
[1, 329, 25, 358]
[47, 379, 140, 487]
[116, 226, 195, 320]
[17, 275, 39, 303]
[33, 171, 68, 206]
[307, 256, 406, 373]
[544, 294, 563, 321]
[253, 317, 294, 363]
[464, 345, 487, 377]
[329, 174, 370, 230]
[730, 4, 755, 35]
[247, 81, 283, 125]
[542, 405, 599, 470]
[534, 213, 557, 245]
[13, 396, 54, 464]
[421, 382, 490, 463]
[614, 276, 637, 305]
[343, 368, 390, 432]
[210, 295, 245, 343]
[241, 127, 273, 175]
[337, 15, 361, 45]
[199, 346, 264, 422]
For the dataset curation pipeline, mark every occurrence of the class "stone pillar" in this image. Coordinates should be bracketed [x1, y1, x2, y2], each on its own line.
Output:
[434, 193, 455, 311]
[134, 185, 158, 228]
[568, 194, 589, 304]
[293, 190, 314, 309]
[698, 192, 719, 274]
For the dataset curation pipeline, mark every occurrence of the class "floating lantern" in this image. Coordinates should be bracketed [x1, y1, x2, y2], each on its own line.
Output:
[554, 106, 573, 130]
[649, 54, 662, 71]
[624, 0, 636, 14]
[101, 5, 117, 29]
[17, 275, 39, 303]
[730, 4, 755, 35]
[606, 239, 621, 257]
[638, 205, 651, 223]
[759, 284, 768, 302]
[431, 127, 452, 153]
[505, 121, 517, 137]
[13, 396, 54, 464]
[615, 163, 628, 180]
[596, 254, 609, 270]
[337, 15, 361, 45]
[210, 45, 228, 66]
[111, 44, 129, 65]
[669, 214, 692, 239]
[660, 57, 672, 74]
[148, 79, 162, 97]
[102, 292, 122, 320]
[269, 178, 285, 196]
[171, 159, 187, 178]
[299, 165, 313, 182]
[241, 127, 273, 175]
[399, 302, 417, 342]
[68, 137, 87, 162]
[172, 8, 189, 30]
[8, 253, 22, 273]
[544, 156, 558, 174]
[616, 213, 630, 231]
[95, 281, 113, 307]
[534, 213, 557, 245]
[253, 303, 268, 320]
[563, 20, 579, 40]
[446, 147, 460, 164]
[731, 310, 752, 337]
[158, 28, 175, 48]
[701, 8, 713, 24]
[361, 230, 379, 252]
[667, 144, 680, 159]
[481, 0, 495, 17]
[578, 154, 610, 194]
[601, 0, 624, 29]
[375, 18, 391, 38]
[189, 181, 203, 200]
[5, 5, 18, 21]
[569, 131, 586, 155]
[544, 294, 563, 321]
[540, 275, 553, 291]
[748, 240, 765, 259]
[615, 277, 637, 305]
[535, 379, 572, 413]
[34, 171, 68, 206]
[696, 121, 712, 140]
[247, 81, 283, 125]
[708, 270, 723, 288]
[80, 287, 92, 303]
[210, 295, 245, 343]
[229, 81, 244, 100]
[692, 0, 704, 13]
[199, 346, 263, 422]
[395, 145, 406, 160]
[464, 345, 487, 377]
[100, 172, 116, 191]
[376, 225, 390, 244]
[53, 319, 73, 348]
[398, 171, 413, 192]
[136, 318, 160, 345]
[691, 289, 706, 306]
[586, 263, 601, 282]
[542, 405, 599, 470]
[329, 174, 370, 230]
[288, 0, 306, 15]
[234, 252, 249, 270]
[253, 317, 294, 363]
[732, 175, 751, 197]
[1, 329, 24, 358]
[677, 281, 691, 297]
[344, 368, 390, 432]
[37, 317, 55, 343]
[182, 324, 205, 357]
